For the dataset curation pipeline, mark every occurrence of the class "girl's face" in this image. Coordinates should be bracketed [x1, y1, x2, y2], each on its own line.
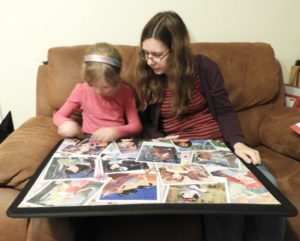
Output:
[90, 77, 119, 96]
[142, 38, 170, 75]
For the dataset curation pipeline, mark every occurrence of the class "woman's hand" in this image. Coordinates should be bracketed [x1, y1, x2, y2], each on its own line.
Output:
[159, 135, 180, 140]
[233, 142, 261, 165]
[91, 127, 119, 142]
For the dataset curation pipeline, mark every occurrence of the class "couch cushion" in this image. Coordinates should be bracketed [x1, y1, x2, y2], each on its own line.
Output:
[191, 43, 282, 111]
[27, 218, 74, 241]
[47, 45, 88, 112]
[0, 116, 61, 190]
[0, 188, 28, 241]
[236, 103, 274, 147]
[259, 107, 300, 161]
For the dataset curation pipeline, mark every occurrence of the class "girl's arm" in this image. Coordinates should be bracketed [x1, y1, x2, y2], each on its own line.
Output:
[91, 86, 142, 142]
[53, 85, 82, 137]
[53, 101, 80, 127]
[114, 90, 142, 138]
[198, 56, 260, 164]
[198, 55, 245, 147]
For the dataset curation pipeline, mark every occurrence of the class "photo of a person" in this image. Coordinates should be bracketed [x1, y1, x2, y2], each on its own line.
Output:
[136, 142, 181, 164]
[26, 179, 103, 207]
[171, 139, 192, 152]
[189, 140, 216, 151]
[44, 156, 96, 179]
[100, 173, 157, 201]
[157, 163, 212, 185]
[102, 159, 149, 173]
[53, 42, 142, 143]
[210, 140, 228, 149]
[179, 185, 208, 202]
[192, 150, 240, 169]
[166, 182, 227, 203]
[212, 169, 264, 191]
[116, 138, 140, 155]
[211, 169, 279, 204]
[57, 138, 109, 156]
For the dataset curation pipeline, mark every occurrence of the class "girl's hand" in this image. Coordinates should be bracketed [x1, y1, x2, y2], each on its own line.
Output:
[91, 127, 119, 142]
[57, 120, 82, 138]
[233, 142, 261, 165]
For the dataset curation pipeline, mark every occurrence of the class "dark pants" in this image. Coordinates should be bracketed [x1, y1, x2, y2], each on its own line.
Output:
[203, 164, 286, 241]
[70, 217, 102, 241]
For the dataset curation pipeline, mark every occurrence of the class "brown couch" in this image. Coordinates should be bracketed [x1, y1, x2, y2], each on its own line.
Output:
[0, 42, 299, 241]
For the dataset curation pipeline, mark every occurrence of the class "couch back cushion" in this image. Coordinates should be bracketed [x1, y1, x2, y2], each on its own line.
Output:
[192, 43, 282, 111]
[46, 42, 282, 114]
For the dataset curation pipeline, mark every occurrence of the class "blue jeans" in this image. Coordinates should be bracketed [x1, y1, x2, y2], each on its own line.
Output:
[203, 164, 286, 241]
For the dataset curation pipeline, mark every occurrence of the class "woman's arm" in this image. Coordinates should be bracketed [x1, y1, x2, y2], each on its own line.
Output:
[139, 104, 165, 139]
[197, 55, 245, 147]
[197, 56, 260, 164]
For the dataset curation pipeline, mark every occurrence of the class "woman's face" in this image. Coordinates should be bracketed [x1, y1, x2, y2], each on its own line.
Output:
[142, 38, 170, 75]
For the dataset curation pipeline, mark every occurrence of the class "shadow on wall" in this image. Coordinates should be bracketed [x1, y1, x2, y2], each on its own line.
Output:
[0, 111, 14, 143]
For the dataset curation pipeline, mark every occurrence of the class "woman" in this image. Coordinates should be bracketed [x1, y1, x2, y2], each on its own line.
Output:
[135, 11, 285, 241]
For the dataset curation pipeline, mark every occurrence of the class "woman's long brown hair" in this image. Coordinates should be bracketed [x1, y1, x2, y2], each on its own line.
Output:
[135, 11, 195, 115]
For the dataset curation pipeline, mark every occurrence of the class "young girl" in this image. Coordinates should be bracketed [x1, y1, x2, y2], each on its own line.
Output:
[53, 42, 142, 143]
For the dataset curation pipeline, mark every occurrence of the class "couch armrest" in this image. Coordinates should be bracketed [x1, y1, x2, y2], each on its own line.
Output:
[259, 107, 300, 161]
[0, 116, 61, 190]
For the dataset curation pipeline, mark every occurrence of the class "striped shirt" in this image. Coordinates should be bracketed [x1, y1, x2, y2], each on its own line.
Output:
[160, 75, 223, 140]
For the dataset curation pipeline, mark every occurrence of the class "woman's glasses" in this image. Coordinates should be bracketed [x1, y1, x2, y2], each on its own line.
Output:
[142, 50, 170, 63]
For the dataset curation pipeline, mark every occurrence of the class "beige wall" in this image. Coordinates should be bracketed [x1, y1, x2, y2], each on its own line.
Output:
[0, 0, 299, 127]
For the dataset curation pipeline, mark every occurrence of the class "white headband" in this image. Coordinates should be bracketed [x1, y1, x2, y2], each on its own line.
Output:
[84, 54, 121, 68]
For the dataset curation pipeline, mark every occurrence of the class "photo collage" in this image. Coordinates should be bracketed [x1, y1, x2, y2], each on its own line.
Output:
[19, 138, 280, 207]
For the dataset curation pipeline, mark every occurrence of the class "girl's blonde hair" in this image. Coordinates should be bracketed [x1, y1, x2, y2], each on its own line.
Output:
[135, 11, 195, 115]
[82, 42, 122, 87]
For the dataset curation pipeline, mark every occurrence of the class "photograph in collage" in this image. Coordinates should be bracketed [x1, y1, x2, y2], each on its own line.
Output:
[136, 141, 181, 164]
[156, 163, 213, 185]
[99, 173, 158, 201]
[192, 150, 240, 169]
[210, 140, 229, 150]
[57, 138, 109, 156]
[43, 156, 96, 179]
[211, 169, 279, 204]
[25, 179, 103, 207]
[102, 159, 149, 174]
[115, 138, 141, 156]
[172, 139, 217, 152]
[165, 182, 228, 203]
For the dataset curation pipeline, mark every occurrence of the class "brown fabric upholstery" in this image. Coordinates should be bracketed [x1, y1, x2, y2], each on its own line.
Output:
[191, 43, 281, 111]
[259, 107, 300, 160]
[0, 188, 27, 241]
[0, 116, 61, 190]
[27, 218, 74, 241]
[0, 42, 299, 241]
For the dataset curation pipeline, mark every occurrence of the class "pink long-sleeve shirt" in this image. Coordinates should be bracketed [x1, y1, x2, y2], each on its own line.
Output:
[53, 82, 142, 138]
